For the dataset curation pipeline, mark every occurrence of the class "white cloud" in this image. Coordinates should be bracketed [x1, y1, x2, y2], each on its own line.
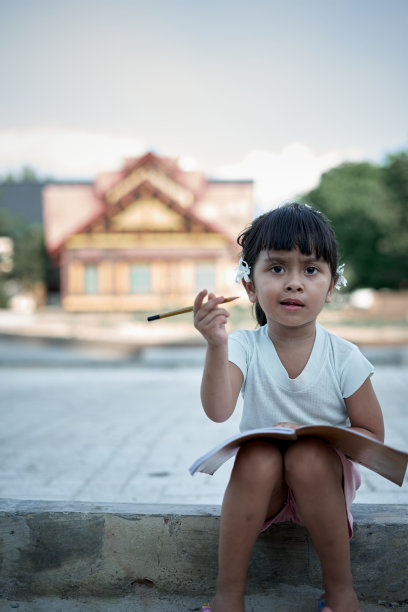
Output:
[0, 128, 146, 179]
[0, 131, 364, 209]
[217, 142, 364, 210]
[178, 155, 200, 171]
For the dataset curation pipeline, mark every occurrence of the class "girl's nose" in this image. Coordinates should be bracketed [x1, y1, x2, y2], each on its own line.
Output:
[285, 273, 304, 292]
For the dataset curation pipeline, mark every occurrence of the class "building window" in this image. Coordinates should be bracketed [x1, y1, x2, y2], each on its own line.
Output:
[130, 263, 151, 293]
[84, 264, 98, 294]
[195, 262, 215, 291]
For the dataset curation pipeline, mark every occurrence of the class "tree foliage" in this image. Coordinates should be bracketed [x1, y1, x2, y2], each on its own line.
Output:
[1, 166, 42, 183]
[0, 209, 46, 289]
[301, 152, 408, 290]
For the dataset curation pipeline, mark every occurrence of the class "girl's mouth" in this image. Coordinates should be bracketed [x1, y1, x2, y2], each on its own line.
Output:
[280, 299, 304, 311]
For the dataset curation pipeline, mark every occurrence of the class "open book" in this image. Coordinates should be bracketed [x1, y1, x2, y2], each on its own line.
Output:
[189, 425, 408, 486]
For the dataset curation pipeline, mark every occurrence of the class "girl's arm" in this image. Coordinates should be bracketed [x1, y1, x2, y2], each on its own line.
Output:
[345, 377, 385, 442]
[194, 290, 243, 422]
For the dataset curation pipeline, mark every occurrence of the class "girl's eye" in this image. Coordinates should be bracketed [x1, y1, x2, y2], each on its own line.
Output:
[271, 265, 284, 274]
[305, 266, 318, 275]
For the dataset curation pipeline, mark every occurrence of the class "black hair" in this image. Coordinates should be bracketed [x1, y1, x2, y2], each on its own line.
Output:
[237, 202, 339, 326]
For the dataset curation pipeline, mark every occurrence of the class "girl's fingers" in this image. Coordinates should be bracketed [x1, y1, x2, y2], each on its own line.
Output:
[195, 307, 229, 328]
[194, 290, 230, 342]
[193, 289, 208, 313]
[198, 315, 229, 336]
[199, 312, 229, 343]
[194, 291, 225, 319]
[202, 308, 230, 323]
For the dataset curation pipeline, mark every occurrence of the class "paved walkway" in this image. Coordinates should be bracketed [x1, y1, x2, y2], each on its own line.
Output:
[0, 339, 407, 506]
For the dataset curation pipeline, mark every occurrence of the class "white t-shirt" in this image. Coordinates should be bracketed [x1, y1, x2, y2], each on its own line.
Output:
[228, 322, 374, 432]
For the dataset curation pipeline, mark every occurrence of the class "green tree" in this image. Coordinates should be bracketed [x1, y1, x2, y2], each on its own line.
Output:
[1, 165, 41, 183]
[301, 157, 408, 289]
[379, 152, 408, 264]
[0, 210, 47, 303]
[12, 224, 46, 288]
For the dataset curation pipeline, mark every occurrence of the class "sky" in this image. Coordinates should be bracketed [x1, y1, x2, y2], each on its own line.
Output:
[1, 0, 407, 208]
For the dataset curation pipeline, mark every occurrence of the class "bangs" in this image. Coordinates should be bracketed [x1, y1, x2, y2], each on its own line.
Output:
[258, 206, 332, 261]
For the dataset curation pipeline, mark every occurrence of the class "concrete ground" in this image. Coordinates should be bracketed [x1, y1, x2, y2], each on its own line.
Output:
[0, 337, 407, 506]
[0, 338, 407, 506]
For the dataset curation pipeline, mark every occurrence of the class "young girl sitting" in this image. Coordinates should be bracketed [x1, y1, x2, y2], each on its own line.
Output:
[193, 202, 384, 612]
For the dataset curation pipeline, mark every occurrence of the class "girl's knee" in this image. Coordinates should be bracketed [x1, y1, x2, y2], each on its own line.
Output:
[284, 439, 341, 488]
[233, 440, 283, 483]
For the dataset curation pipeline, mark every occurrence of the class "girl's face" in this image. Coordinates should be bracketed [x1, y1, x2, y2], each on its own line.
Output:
[243, 248, 335, 335]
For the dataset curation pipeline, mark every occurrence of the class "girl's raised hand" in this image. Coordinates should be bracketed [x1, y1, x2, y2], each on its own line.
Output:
[193, 289, 230, 346]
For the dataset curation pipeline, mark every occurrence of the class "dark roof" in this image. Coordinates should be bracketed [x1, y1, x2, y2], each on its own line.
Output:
[0, 183, 45, 224]
[0, 181, 92, 225]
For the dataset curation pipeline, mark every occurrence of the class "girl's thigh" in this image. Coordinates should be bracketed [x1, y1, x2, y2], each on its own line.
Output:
[263, 440, 361, 536]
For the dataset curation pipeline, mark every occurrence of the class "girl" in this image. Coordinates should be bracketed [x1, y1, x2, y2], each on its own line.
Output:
[193, 203, 384, 612]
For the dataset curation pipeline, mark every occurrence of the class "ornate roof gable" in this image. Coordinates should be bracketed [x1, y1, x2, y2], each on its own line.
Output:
[106, 165, 194, 209]
[86, 153, 232, 240]
[88, 181, 232, 240]
[104, 152, 194, 207]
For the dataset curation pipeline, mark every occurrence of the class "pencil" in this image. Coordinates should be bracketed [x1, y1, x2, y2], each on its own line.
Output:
[147, 296, 239, 321]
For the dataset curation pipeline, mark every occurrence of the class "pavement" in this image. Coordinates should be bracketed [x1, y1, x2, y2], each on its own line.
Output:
[0, 335, 407, 508]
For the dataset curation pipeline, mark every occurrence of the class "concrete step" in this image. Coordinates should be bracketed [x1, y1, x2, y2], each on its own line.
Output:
[0, 590, 404, 611]
[1, 500, 407, 609]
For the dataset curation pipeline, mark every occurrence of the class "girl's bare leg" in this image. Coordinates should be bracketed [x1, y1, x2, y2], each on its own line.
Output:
[211, 441, 287, 612]
[285, 439, 360, 612]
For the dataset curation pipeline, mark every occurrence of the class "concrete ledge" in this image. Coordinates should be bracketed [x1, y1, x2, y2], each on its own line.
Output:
[0, 500, 407, 604]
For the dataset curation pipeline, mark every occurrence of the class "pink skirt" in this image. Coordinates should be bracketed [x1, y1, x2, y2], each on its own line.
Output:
[262, 449, 361, 538]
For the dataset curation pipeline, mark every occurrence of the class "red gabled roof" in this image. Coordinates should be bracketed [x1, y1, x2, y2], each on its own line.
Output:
[43, 153, 239, 257]
[98, 178, 235, 241]
[103, 152, 207, 200]
[42, 184, 106, 257]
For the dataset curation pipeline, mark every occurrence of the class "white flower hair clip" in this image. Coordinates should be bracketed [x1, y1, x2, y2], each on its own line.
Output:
[335, 263, 347, 290]
[235, 258, 251, 284]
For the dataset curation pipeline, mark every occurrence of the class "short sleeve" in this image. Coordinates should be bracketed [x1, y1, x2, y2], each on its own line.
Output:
[340, 346, 374, 398]
[228, 330, 250, 378]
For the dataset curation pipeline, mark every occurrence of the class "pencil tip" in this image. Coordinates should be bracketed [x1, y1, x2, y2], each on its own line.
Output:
[147, 314, 160, 321]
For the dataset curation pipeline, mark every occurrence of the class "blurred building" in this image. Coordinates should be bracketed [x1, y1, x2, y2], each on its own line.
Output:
[42, 152, 254, 311]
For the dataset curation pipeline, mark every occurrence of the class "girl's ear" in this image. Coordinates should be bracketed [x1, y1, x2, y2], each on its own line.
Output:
[325, 280, 335, 304]
[243, 279, 258, 303]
